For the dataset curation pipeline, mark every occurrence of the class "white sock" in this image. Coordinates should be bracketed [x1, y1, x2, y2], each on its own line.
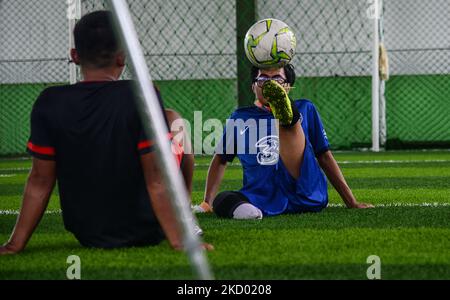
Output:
[232, 203, 263, 220]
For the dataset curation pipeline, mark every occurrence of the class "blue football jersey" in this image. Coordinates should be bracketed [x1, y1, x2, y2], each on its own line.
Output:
[216, 99, 330, 215]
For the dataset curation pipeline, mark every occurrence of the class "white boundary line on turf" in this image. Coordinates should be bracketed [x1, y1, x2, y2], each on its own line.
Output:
[0, 203, 448, 215]
[0, 167, 30, 172]
[194, 159, 450, 167]
[327, 202, 450, 208]
[0, 209, 62, 216]
[337, 159, 450, 164]
[1, 159, 450, 172]
[195, 159, 450, 167]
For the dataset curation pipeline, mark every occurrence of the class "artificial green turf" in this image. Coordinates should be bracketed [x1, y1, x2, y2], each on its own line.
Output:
[0, 151, 449, 279]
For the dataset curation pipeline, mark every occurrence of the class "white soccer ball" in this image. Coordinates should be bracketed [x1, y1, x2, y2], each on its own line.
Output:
[244, 18, 297, 69]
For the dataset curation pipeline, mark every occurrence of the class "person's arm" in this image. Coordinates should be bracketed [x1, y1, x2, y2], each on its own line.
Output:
[317, 150, 373, 209]
[165, 109, 194, 195]
[141, 152, 183, 249]
[141, 152, 212, 251]
[204, 154, 228, 206]
[180, 152, 194, 195]
[0, 158, 56, 255]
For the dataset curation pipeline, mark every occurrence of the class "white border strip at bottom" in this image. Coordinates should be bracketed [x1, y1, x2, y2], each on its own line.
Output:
[0, 203, 448, 216]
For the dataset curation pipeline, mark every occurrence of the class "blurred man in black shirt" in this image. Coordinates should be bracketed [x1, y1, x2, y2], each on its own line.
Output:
[0, 11, 210, 253]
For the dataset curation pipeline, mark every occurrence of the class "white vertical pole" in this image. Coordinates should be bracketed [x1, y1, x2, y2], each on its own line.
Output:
[372, 0, 380, 152]
[379, 80, 386, 146]
[379, 0, 387, 147]
[107, 0, 213, 280]
[68, 0, 81, 84]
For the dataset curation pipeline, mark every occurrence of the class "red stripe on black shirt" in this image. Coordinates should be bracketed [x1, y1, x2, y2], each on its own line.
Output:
[27, 142, 56, 156]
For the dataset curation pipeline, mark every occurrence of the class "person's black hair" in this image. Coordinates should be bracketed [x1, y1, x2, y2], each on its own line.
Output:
[73, 10, 121, 68]
[251, 64, 296, 86]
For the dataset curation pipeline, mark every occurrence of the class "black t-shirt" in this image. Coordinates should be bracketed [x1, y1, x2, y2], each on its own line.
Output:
[27, 80, 166, 248]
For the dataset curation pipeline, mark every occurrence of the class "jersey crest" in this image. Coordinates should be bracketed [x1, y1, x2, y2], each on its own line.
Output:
[255, 135, 279, 165]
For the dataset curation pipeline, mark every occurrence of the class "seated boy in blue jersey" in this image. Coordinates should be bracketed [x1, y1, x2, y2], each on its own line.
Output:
[196, 64, 373, 219]
[0, 11, 211, 254]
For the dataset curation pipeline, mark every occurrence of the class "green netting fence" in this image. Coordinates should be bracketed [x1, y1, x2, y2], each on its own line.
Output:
[1, 0, 449, 156]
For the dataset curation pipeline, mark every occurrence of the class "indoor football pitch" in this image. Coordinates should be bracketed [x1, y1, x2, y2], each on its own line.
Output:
[0, 151, 449, 279]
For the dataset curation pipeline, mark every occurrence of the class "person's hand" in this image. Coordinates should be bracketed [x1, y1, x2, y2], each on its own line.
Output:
[173, 242, 214, 252]
[349, 202, 374, 209]
[0, 242, 22, 255]
[201, 243, 214, 251]
[192, 201, 213, 214]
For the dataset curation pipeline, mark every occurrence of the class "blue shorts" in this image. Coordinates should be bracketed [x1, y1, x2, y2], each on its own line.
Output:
[276, 139, 329, 214]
